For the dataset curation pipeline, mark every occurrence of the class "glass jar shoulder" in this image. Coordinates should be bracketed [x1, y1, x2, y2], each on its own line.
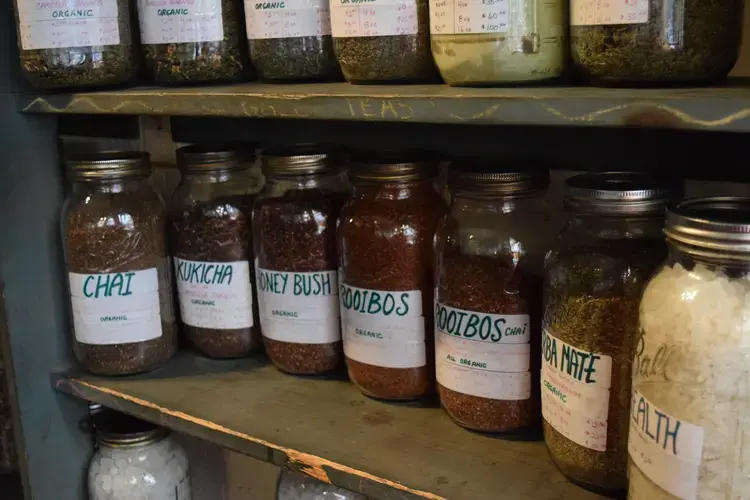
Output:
[64, 186, 166, 233]
[339, 188, 446, 233]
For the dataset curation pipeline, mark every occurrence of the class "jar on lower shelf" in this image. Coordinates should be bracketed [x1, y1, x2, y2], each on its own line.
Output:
[277, 469, 366, 500]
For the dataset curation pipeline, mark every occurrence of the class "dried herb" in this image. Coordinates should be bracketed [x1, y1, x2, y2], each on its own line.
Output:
[250, 36, 341, 81]
[15, 0, 136, 89]
[571, 0, 742, 84]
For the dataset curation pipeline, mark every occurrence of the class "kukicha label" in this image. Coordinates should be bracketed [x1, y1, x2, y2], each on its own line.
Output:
[138, 0, 224, 45]
[69, 269, 163, 345]
[430, 0, 508, 35]
[256, 267, 340, 344]
[570, 0, 648, 26]
[175, 259, 254, 330]
[17, 0, 120, 50]
[245, 0, 331, 39]
[330, 0, 418, 38]
[540, 329, 612, 451]
[339, 283, 425, 368]
[628, 389, 703, 500]
[435, 303, 531, 400]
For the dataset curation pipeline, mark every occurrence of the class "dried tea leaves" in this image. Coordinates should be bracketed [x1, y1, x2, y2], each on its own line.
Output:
[250, 36, 340, 81]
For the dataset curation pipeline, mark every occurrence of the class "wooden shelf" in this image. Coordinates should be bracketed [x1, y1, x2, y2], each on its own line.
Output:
[53, 354, 606, 500]
[20, 81, 750, 131]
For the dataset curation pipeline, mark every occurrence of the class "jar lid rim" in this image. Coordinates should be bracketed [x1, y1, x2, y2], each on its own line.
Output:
[448, 161, 549, 195]
[93, 409, 168, 447]
[564, 172, 680, 215]
[348, 152, 437, 182]
[177, 144, 245, 171]
[66, 151, 151, 180]
[666, 197, 750, 256]
[261, 145, 333, 175]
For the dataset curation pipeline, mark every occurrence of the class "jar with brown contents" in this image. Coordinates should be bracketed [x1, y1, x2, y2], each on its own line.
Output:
[62, 152, 177, 376]
[338, 155, 446, 400]
[253, 148, 347, 375]
[434, 162, 551, 433]
[171, 145, 261, 359]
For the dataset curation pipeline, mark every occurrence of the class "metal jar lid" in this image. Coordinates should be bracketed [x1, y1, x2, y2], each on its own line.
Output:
[93, 409, 168, 448]
[177, 144, 242, 172]
[348, 153, 436, 182]
[261, 145, 333, 176]
[67, 152, 151, 181]
[448, 160, 549, 197]
[564, 172, 679, 216]
[665, 197, 750, 258]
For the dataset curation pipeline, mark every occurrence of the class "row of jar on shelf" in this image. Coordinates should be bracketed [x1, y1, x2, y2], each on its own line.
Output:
[63, 144, 749, 499]
[15, 0, 743, 89]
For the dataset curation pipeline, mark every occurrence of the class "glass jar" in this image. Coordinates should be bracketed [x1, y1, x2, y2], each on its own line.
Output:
[13, 0, 137, 89]
[246, 1, 340, 81]
[89, 409, 191, 500]
[330, 0, 436, 83]
[62, 152, 177, 376]
[338, 155, 446, 400]
[542, 172, 679, 495]
[430, 0, 565, 85]
[629, 198, 750, 500]
[138, 0, 249, 84]
[171, 145, 261, 359]
[570, 0, 743, 85]
[434, 163, 550, 433]
[253, 148, 346, 375]
[277, 469, 366, 500]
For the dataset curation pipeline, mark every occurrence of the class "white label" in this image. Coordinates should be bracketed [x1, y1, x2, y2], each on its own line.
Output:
[628, 389, 703, 500]
[340, 283, 425, 368]
[435, 303, 531, 400]
[570, 0, 648, 26]
[17, 0, 120, 50]
[138, 0, 224, 44]
[245, 0, 331, 39]
[69, 269, 162, 345]
[429, 0, 508, 35]
[175, 259, 254, 330]
[256, 267, 340, 344]
[330, 0, 418, 37]
[540, 329, 612, 451]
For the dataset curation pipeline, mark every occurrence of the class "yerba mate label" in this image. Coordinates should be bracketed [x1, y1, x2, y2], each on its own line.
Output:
[430, 0, 508, 35]
[541, 329, 612, 451]
[138, 0, 224, 44]
[340, 283, 425, 368]
[435, 303, 531, 400]
[69, 268, 162, 345]
[570, 0, 648, 26]
[17, 0, 120, 50]
[628, 389, 703, 499]
[256, 267, 340, 344]
[245, 0, 331, 39]
[330, 0, 418, 38]
[175, 258, 254, 330]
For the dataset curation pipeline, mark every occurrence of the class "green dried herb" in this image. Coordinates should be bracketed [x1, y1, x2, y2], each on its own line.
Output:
[250, 36, 340, 81]
[571, 0, 743, 84]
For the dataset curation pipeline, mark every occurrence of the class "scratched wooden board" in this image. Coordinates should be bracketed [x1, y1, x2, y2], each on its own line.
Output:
[19, 81, 750, 131]
[53, 353, 607, 500]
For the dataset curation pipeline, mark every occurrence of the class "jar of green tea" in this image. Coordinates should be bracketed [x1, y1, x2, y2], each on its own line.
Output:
[137, 0, 249, 84]
[570, 0, 743, 85]
[330, 0, 437, 83]
[13, 0, 137, 89]
[542, 173, 679, 495]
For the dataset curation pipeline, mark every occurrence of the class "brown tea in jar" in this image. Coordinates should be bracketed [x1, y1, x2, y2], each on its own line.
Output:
[62, 152, 177, 376]
[253, 147, 346, 375]
[338, 154, 446, 400]
[171, 145, 261, 359]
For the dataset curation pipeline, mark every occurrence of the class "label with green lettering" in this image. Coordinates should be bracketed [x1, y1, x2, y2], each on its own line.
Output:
[138, 0, 224, 44]
[339, 282, 425, 368]
[69, 268, 162, 345]
[256, 267, 340, 344]
[435, 303, 531, 400]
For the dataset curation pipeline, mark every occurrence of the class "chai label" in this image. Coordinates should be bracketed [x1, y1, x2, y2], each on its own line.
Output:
[138, 0, 224, 44]
[541, 329, 612, 451]
[175, 258, 254, 330]
[256, 267, 340, 344]
[17, 0, 120, 50]
[330, 0, 418, 38]
[570, 0, 648, 26]
[69, 268, 162, 345]
[245, 0, 331, 39]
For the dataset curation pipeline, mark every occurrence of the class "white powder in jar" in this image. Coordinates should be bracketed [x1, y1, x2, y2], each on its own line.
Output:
[630, 262, 750, 500]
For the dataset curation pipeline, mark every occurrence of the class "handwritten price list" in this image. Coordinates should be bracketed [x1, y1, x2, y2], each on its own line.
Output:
[430, 0, 508, 34]
[17, 0, 120, 50]
[331, 0, 418, 37]
[139, 0, 224, 44]
[246, 0, 331, 39]
[571, 0, 648, 26]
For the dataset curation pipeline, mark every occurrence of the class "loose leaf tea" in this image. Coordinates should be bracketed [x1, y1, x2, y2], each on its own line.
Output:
[249, 37, 340, 81]
[571, 0, 743, 84]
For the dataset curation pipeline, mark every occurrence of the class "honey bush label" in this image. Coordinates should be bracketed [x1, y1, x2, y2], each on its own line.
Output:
[69, 268, 162, 345]
[628, 389, 703, 499]
[138, 0, 224, 44]
[256, 267, 340, 344]
[340, 283, 425, 368]
[175, 258, 254, 330]
[541, 329, 612, 451]
[435, 303, 531, 400]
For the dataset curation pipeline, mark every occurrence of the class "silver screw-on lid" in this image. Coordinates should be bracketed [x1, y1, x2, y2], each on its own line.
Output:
[67, 151, 151, 181]
[448, 160, 549, 197]
[564, 172, 679, 216]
